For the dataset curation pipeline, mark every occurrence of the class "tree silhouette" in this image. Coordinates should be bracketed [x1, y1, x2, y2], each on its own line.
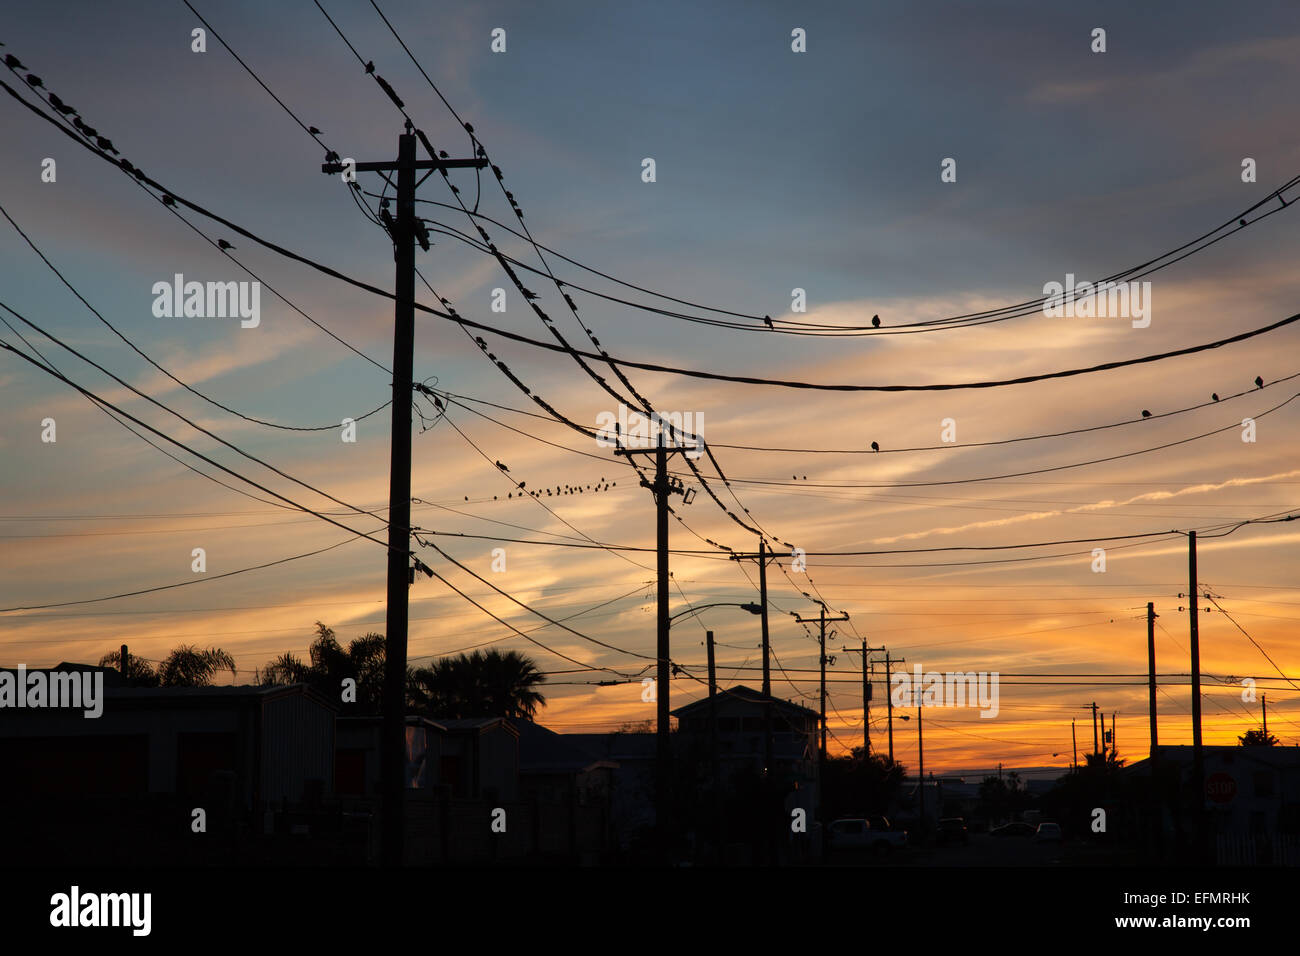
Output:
[99, 644, 235, 687]
[257, 622, 394, 712]
[156, 645, 236, 686]
[1239, 727, 1279, 746]
[98, 648, 160, 687]
[409, 649, 546, 719]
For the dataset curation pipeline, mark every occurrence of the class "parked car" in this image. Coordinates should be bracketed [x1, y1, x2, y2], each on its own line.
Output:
[935, 817, 969, 846]
[1034, 822, 1063, 843]
[990, 822, 1036, 838]
[826, 818, 908, 854]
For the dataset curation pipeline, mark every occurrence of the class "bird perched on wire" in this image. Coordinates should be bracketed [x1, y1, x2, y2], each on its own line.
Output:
[870, 441, 880, 452]
[495, 460, 509, 472]
[872, 314, 881, 328]
[1212, 393, 1220, 402]
[1141, 409, 1151, 418]
[25, 74, 42, 88]
[4, 55, 25, 70]
[47, 93, 75, 115]
[763, 315, 774, 329]
[217, 239, 235, 251]
[308, 126, 322, 135]
[1255, 376, 1264, 388]
[95, 135, 118, 155]
[161, 194, 176, 207]
[364, 60, 375, 74]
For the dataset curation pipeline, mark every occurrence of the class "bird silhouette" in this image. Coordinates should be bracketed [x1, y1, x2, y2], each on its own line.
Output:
[308, 126, 322, 135]
[763, 315, 774, 329]
[871, 315, 880, 328]
[871, 441, 880, 452]
[1255, 376, 1264, 388]
[24, 74, 42, 88]
[364, 60, 375, 74]
[217, 239, 235, 250]
[1141, 410, 1151, 418]
[439, 150, 449, 159]
[1239, 218, 1247, 226]
[1212, 393, 1220, 402]
[522, 289, 538, 301]
[95, 135, 118, 155]
[494, 461, 509, 472]
[47, 93, 74, 114]
[4, 55, 25, 70]
[324, 150, 340, 164]
[161, 194, 176, 207]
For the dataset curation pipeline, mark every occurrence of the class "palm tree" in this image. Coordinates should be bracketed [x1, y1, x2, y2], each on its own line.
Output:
[99, 644, 235, 687]
[257, 622, 397, 713]
[409, 649, 546, 719]
[97, 648, 160, 687]
[155, 645, 236, 686]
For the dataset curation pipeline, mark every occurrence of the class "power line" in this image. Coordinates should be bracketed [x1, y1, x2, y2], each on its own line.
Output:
[6, 72, 1300, 395]
[0, 203, 391, 433]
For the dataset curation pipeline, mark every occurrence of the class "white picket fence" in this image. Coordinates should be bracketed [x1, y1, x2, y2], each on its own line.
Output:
[1215, 833, 1300, 865]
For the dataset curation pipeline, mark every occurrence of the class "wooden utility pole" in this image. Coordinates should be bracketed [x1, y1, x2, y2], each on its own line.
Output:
[843, 642, 885, 757]
[119, 644, 128, 679]
[1188, 530, 1206, 860]
[884, 650, 904, 762]
[1091, 701, 1099, 755]
[917, 704, 925, 827]
[1071, 718, 1077, 770]
[794, 602, 849, 761]
[1188, 531, 1203, 754]
[1147, 602, 1158, 757]
[321, 126, 486, 867]
[730, 544, 780, 776]
[616, 426, 694, 839]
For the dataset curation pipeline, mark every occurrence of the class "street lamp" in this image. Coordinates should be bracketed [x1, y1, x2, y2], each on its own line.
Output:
[900, 706, 924, 832]
[667, 602, 763, 627]
[663, 600, 763, 862]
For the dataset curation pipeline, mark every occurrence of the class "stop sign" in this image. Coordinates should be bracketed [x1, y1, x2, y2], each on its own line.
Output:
[1206, 772, 1237, 803]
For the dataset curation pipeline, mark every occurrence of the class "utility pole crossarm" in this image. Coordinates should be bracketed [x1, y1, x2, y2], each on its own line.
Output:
[322, 158, 488, 173]
[330, 127, 489, 869]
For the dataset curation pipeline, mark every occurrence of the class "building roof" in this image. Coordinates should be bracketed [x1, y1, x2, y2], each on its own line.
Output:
[670, 684, 819, 719]
[436, 717, 519, 737]
[564, 732, 658, 761]
[1125, 744, 1300, 776]
[512, 719, 617, 774]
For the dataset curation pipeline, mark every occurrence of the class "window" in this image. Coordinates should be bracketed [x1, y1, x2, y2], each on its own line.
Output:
[1254, 770, 1275, 798]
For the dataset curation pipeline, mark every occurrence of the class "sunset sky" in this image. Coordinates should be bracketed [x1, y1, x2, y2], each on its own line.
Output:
[3, 0, 1299, 777]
